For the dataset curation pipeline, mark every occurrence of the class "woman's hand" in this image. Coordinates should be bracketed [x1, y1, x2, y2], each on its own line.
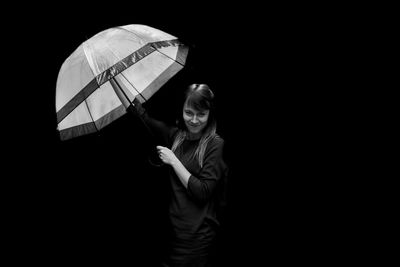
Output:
[127, 97, 146, 116]
[157, 145, 192, 188]
[157, 146, 177, 166]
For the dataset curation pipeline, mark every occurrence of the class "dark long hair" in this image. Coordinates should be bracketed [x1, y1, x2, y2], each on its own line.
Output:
[171, 84, 217, 167]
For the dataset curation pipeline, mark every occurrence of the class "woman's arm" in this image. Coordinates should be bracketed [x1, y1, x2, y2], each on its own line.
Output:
[129, 99, 175, 145]
[156, 145, 191, 187]
[157, 137, 225, 204]
[186, 138, 225, 204]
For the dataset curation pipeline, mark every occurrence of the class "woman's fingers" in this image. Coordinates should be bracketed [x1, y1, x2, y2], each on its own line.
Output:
[157, 146, 166, 154]
[157, 146, 164, 157]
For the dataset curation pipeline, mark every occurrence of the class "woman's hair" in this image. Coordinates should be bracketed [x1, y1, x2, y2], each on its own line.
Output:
[171, 84, 217, 168]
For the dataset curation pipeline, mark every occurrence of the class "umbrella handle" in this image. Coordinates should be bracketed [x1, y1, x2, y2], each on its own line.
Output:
[148, 157, 165, 167]
[148, 147, 165, 167]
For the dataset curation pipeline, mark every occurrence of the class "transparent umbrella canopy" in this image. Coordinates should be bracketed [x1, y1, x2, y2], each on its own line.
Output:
[56, 24, 188, 141]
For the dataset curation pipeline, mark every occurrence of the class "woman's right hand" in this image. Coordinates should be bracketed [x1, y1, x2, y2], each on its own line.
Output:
[128, 97, 145, 116]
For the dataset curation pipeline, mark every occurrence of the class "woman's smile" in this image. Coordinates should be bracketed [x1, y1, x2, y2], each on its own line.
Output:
[183, 103, 209, 135]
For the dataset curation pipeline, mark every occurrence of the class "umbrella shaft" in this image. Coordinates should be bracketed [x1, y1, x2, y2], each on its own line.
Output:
[110, 78, 131, 108]
[110, 77, 156, 139]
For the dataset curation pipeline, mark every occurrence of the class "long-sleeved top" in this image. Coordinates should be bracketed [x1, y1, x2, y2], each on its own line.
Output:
[137, 106, 227, 237]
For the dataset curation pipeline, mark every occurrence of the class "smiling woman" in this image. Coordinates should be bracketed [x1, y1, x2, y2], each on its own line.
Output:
[130, 83, 228, 267]
[172, 84, 217, 167]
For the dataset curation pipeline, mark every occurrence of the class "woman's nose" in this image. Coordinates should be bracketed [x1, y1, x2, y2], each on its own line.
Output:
[191, 116, 199, 123]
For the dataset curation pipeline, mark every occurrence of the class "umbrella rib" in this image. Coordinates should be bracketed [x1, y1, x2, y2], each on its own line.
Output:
[120, 72, 148, 102]
[104, 43, 144, 100]
[105, 43, 122, 66]
[112, 77, 157, 140]
[151, 44, 185, 67]
[81, 45, 97, 78]
[83, 99, 99, 132]
[115, 26, 148, 43]
[82, 42, 100, 78]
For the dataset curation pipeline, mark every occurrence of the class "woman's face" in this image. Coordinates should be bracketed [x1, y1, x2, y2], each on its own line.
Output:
[183, 101, 209, 136]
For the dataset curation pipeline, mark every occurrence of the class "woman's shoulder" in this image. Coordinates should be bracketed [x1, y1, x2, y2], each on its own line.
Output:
[208, 134, 225, 149]
[206, 134, 228, 166]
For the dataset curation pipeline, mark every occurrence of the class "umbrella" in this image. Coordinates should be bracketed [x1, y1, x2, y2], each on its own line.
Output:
[56, 24, 188, 141]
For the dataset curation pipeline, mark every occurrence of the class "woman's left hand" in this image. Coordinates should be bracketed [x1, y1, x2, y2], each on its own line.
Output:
[156, 146, 177, 166]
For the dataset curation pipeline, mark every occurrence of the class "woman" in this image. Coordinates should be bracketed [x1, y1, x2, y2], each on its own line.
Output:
[132, 83, 228, 267]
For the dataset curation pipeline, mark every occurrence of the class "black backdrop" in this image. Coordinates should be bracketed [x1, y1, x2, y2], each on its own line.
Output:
[4, 4, 353, 266]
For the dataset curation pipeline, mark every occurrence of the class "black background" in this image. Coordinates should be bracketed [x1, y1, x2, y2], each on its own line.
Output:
[4, 3, 361, 266]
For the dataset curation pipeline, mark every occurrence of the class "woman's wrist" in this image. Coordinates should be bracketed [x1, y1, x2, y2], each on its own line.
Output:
[170, 156, 180, 167]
